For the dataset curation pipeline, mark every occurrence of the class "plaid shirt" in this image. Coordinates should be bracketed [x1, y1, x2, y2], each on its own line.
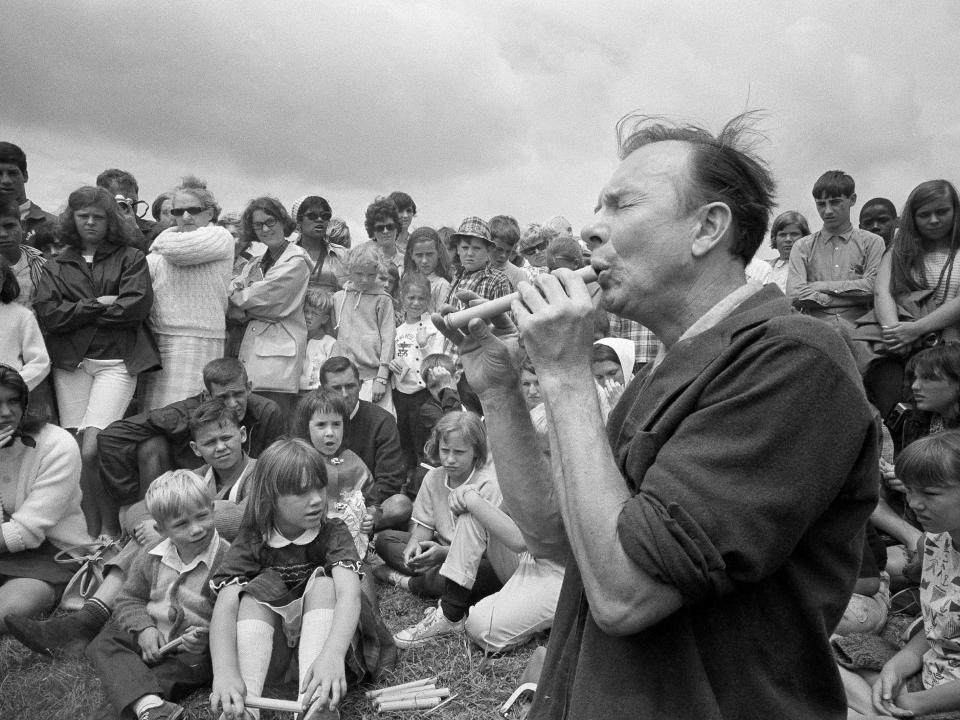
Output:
[606, 314, 662, 364]
[445, 265, 512, 307]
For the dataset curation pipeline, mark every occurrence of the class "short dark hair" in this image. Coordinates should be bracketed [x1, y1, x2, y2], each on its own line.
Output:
[240, 196, 296, 247]
[616, 112, 776, 265]
[0, 142, 27, 174]
[151, 191, 173, 221]
[861, 197, 897, 218]
[545, 235, 584, 269]
[202, 358, 248, 392]
[812, 171, 855, 199]
[0, 364, 44, 435]
[188, 399, 242, 439]
[364, 197, 401, 239]
[319, 356, 360, 384]
[0, 197, 21, 222]
[388, 191, 416, 215]
[296, 195, 332, 222]
[0, 256, 21, 303]
[96, 169, 139, 196]
[896, 430, 960, 490]
[488, 215, 521, 248]
[293, 389, 349, 442]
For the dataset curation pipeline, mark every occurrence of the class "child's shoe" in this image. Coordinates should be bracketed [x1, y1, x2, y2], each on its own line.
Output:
[393, 602, 464, 648]
[137, 700, 184, 720]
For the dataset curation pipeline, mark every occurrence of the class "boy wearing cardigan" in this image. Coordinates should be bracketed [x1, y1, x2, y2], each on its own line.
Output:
[85, 470, 230, 720]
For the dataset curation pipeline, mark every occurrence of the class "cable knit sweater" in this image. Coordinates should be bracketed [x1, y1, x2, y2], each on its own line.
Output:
[0, 302, 50, 391]
[0, 424, 91, 554]
[146, 225, 233, 339]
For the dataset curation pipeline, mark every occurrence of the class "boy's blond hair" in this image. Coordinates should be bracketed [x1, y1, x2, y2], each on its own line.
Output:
[145, 469, 214, 526]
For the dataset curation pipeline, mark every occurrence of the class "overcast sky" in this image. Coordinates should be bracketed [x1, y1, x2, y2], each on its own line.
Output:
[3, 1, 958, 257]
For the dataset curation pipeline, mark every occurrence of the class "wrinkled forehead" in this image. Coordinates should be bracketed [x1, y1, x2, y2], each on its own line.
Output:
[603, 141, 692, 209]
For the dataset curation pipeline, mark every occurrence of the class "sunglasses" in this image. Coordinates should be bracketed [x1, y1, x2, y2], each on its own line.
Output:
[170, 206, 207, 217]
[520, 241, 548, 256]
[374, 223, 396, 233]
[252, 218, 279, 231]
[303, 211, 331, 223]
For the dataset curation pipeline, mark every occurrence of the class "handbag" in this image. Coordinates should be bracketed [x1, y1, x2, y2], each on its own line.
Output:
[54, 538, 123, 612]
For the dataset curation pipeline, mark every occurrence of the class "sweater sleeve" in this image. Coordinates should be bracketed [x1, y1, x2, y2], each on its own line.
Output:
[16, 309, 51, 391]
[112, 550, 158, 634]
[1, 429, 82, 553]
[150, 226, 233, 266]
[377, 295, 396, 378]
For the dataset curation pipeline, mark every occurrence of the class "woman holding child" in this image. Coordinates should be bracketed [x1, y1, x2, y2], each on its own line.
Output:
[0, 366, 90, 633]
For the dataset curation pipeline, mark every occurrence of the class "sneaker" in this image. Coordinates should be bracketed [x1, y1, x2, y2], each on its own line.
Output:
[138, 700, 184, 720]
[5, 612, 102, 656]
[393, 603, 464, 648]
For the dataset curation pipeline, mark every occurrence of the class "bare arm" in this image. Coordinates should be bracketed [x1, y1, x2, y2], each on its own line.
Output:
[449, 487, 526, 553]
[874, 250, 900, 327]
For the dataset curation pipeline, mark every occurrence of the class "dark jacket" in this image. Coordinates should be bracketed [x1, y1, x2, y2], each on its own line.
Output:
[531, 286, 879, 720]
[344, 400, 406, 506]
[98, 391, 286, 504]
[34, 242, 159, 375]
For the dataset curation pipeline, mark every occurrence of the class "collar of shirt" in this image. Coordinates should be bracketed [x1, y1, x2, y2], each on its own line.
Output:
[817, 225, 855, 245]
[444, 467, 477, 491]
[148, 529, 221, 574]
[652, 281, 766, 370]
[203, 456, 256, 501]
[267, 525, 321, 548]
[18, 200, 31, 222]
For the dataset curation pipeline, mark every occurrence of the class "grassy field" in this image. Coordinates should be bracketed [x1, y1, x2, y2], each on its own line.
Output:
[0, 585, 539, 720]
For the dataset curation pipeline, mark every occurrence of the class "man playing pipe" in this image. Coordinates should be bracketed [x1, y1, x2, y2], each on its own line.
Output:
[436, 113, 878, 720]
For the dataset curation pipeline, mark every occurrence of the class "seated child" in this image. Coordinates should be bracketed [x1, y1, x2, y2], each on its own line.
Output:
[84, 470, 230, 720]
[374, 412, 509, 648]
[209, 439, 392, 720]
[6, 400, 254, 655]
[390, 273, 445, 480]
[294, 389, 375, 557]
[300, 288, 337, 394]
[332, 243, 396, 416]
[840, 431, 960, 718]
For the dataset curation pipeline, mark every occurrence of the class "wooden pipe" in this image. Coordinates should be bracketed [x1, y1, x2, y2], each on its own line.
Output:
[432, 265, 597, 331]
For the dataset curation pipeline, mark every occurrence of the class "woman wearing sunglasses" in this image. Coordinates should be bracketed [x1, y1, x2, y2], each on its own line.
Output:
[364, 196, 404, 272]
[229, 196, 311, 416]
[291, 194, 347, 293]
[140, 176, 234, 411]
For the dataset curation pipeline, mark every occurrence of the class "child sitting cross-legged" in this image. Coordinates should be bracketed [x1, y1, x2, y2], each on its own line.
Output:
[84, 469, 230, 720]
[841, 430, 960, 718]
[374, 411, 510, 647]
[208, 438, 392, 720]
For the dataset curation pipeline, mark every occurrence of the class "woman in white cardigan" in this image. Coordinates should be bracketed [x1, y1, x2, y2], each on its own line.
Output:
[0, 366, 90, 633]
[230, 196, 310, 417]
[140, 176, 234, 410]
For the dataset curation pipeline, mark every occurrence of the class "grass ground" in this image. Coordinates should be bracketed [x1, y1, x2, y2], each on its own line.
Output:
[0, 585, 539, 720]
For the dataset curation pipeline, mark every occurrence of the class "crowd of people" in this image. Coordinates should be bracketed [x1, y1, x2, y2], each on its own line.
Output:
[2, 126, 960, 720]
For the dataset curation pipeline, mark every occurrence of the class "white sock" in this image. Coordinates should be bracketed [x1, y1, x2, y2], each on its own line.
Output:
[132, 694, 163, 717]
[298, 608, 336, 709]
[237, 618, 275, 719]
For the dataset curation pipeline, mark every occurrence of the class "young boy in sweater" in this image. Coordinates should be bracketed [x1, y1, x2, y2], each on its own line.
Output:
[85, 470, 230, 720]
[332, 243, 396, 416]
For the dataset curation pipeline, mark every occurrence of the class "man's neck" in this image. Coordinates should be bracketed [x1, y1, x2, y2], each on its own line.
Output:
[822, 222, 852, 236]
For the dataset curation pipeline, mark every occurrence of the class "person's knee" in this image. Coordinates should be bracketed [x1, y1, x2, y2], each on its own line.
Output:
[0, 580, 57, 630]
[376, 494, 412, 531]
[304, 576, 337, 609]
[137, 435, 173, 481]
[80, 430, 100, 466]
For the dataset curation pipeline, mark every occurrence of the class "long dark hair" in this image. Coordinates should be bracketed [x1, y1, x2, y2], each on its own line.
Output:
[890, 180, 960, 297]
[0, 365, 45, 442]
[908, 342, 960, 428]
[57, 186, 133, 250]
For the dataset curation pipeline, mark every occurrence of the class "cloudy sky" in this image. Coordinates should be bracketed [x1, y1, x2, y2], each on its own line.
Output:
[3, 1, 958, 256]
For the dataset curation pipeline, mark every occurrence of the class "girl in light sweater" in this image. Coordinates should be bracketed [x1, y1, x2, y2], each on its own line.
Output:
[0, 366, 90, 633]
[0, 257, 49, 391]
[141, 176, 234, 410]
[332, 243, 396, 416]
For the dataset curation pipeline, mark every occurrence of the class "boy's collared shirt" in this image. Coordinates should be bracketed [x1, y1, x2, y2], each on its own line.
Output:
[445, 265, 512, 307]
[786, 226, 884, 309]
[200, 455, 257, 503]
[147, 529, 223, 639]
[150, 529, 222, 575]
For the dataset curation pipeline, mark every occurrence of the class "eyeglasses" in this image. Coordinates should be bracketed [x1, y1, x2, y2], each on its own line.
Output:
[170, 206, 206, 217]
[520, 241, 548, 256]
[252, 217, 278, 231]
[374, 223, 396, 233]
[303, 211, 331, 223]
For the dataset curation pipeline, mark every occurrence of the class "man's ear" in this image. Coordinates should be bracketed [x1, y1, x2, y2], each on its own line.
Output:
[189, 440, 202, 458]
[238, 426, 248, 444]
[690, 202, 733, 258]
[245, 381, 253, 393]
[849, 192, 857, 208]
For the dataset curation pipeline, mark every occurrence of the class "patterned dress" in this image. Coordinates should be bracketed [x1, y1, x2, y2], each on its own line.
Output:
[920, 531, 960, 688]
